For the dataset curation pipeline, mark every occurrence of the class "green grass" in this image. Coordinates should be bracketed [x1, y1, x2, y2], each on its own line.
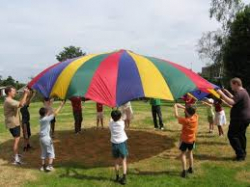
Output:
[0, 101, 250, 187]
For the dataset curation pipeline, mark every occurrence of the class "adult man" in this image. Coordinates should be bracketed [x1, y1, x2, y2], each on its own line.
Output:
[3, 86, 29, 164]
[70, 97, 83, 134]
[217, 78, 250, 161]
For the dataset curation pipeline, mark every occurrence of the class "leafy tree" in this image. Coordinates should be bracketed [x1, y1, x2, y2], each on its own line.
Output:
[222, 6, 250, 92]
[56, 46, 86, 62]
[197, 0, 244, 63]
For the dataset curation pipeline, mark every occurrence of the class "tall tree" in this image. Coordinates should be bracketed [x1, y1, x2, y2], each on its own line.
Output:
[197, 0, 244, 63]
[56, 46, 86, 62]
[222, 5, 250, 92]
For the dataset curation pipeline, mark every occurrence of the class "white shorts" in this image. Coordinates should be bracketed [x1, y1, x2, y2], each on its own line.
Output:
[97, 112, 104, 120]
[215, 110, 227, 126]
[40, 136, 55, 159]
[122, 108, 133, 121]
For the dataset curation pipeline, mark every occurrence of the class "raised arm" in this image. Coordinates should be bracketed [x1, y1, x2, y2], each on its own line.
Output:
[19, 88, 30, 107]
[174, 104, 179, 118]
[223, 89, 234, 99]
[54, 101, 66, 116]
[221, 99, 232, 108]
[201, 101, 213, 107]
[217, 89, 235, 105]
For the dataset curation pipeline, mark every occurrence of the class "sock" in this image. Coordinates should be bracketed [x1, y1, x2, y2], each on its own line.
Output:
[116, 174, 119, 179]
[123, 174, 126, 179]
[15, 154, 20, 162]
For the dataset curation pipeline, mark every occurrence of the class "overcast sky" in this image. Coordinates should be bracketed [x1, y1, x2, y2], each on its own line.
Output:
[0, 0, 249, 83]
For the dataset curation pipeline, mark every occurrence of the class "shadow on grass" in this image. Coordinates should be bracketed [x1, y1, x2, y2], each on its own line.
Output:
[195, 154, 233, 161]
[0, 128, 175, 170]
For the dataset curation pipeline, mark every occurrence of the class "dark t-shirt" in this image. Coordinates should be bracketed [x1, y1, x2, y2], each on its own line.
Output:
[20, 104, 30, 123]
[230, 89, 250, 120]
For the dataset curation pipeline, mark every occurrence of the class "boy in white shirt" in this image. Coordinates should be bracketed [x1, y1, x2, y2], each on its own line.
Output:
[39, 101, 65, 172]
[109, 110, 128, 185]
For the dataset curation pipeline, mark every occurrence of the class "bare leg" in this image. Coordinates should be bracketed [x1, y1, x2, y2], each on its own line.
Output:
[41, 159, 45, 165]
[127, 120, 130, 128]
[101, 118, 104, 128]
[48, 158, 54, 165]
[180, 152, 186, 171]
[187, 151, 193, 169]
[122, 157, 127, 175]
[97, 118, 99, 128]
[14, 137, 20, 156]
[115, 158, 120, 175]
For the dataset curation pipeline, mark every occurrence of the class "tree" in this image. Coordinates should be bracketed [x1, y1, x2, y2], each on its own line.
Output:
[197, 0, 244, 63]
[222, 6, 250, 92]
[56, 46, 86, 62]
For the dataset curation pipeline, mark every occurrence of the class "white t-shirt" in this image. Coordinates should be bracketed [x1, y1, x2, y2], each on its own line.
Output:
[109, 120, 128, 144]
[39, 115, 54, 137]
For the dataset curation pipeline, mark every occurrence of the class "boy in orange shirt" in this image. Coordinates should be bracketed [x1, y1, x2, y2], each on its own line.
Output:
[174, 103, 198, 178]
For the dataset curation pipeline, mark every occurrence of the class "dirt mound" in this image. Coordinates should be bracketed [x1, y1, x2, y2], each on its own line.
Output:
[0, 128, 175, 169]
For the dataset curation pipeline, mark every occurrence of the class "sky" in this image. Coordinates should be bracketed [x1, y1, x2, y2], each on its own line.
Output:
[0, 0, 249, 83]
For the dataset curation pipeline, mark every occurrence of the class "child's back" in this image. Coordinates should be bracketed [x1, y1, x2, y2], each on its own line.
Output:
[179, 114, 198, 143]
[40, 115, 54, 137]
[109, 120, 128, 144]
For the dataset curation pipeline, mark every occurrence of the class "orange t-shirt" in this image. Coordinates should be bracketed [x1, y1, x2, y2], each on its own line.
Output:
[178, 114, 198, 143]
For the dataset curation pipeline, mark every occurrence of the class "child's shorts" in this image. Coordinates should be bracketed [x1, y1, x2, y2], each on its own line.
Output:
[207, 115, 215, 124]
[97, 112, 104, 120]
[179, 142, 195, 152]
[40, 136, 55, 159]
[112, 141, 128, 158]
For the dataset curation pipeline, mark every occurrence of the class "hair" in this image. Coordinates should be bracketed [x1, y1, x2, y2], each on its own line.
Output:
[231, 77, 242, 87]
[39, 107, 48, 118]
[185, 106, 196, 116]
[4, 86, 15, 95]
[111, 110, 122, 122]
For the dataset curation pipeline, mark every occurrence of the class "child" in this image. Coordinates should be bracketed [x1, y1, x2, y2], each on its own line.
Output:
[20, 90, 36, 151]
[182, 94, 196, 107]
[39, 101, 65, 172]
[150, 99, 164, 130]
[120, 102, 133, 128]
[96, 103, 104, 129]
[201, 98, 215, 133]
[109, 110, 128, 185]
[43, 98, 56, 138]
[174, 103, 198, 178]
[206, 97, 230, 136]
[70, 97, 83, 134]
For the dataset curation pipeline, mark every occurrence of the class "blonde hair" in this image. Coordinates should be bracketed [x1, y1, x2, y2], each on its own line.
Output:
[231, 77, 242, 87]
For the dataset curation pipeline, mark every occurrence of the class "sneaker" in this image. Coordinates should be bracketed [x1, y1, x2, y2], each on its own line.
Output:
[233, 156, 245, 162]
[12, 160, 24, 165]
[160, 127, 165, 131]
[40, 165, 46, 172]
[187, 167, 193, 174]
[181, 170, 187, 178]
[119, 177, 126, 185]
[46, 165, 54, 172]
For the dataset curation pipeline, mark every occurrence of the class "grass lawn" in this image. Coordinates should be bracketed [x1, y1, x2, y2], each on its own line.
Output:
[0, 101, 250, 187]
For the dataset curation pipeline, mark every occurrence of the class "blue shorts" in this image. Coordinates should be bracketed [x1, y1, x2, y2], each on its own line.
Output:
[112, 141, 128, 158]
[9, 126, 21, 138]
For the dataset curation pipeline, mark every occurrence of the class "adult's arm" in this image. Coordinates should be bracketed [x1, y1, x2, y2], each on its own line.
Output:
[217, 90, 235, 105]
[223, 89, 234, 99]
